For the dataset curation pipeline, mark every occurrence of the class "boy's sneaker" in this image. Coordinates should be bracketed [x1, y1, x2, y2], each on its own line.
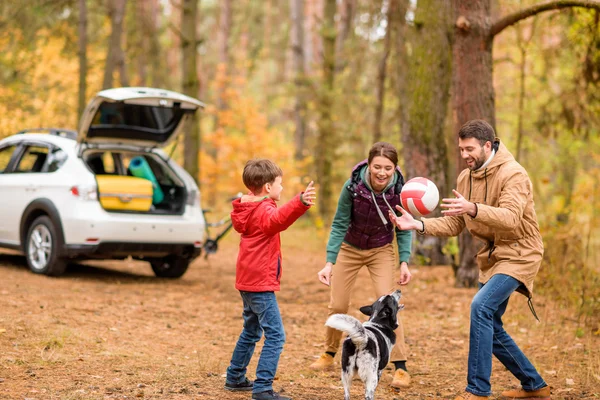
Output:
[224, 377, 253, 391]
[252, 390, 291, 400]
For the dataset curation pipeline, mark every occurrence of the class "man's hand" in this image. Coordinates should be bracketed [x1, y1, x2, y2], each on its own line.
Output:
[301, 181, 316, 206]
[440, 189, 477, 217]
[389, 205, 423, 231]
[318, 262, 333, 286]
[398, 262, 412, 285]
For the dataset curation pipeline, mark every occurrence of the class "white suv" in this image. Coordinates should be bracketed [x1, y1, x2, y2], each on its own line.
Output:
[0, 87, 206, 278]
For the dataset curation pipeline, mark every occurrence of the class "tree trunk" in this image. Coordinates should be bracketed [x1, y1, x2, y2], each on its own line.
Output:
[515, 16, 537, 162]
[316, 0, 337, 222]
[181, 0, 201, 185]
[291, 0, 308, 160]
[372, 0, 394, 143]
[451, 0, 495, 287]
[205, 0, 231, 205]
[217, 0, 231, 111]
[136, 1, 149, 86]
[304, 0, 323, 73]
[102, 0, 127, 90]
[401, 0, 452, 266]
[147, 0, 164, 87]
[77, 0, 87, 121]
[335, 0, 355, 72]
[394, 0, 409, 144]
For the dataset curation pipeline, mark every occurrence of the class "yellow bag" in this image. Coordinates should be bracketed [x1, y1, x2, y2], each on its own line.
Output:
[97, 175, 153, 212]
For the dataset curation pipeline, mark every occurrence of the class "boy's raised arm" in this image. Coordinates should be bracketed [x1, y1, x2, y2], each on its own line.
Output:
[260, 181, 315, 235]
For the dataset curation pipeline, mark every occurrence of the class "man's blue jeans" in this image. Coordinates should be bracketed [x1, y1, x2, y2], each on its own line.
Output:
[467, 274, 547, 397]
[226, 291, 286, 394]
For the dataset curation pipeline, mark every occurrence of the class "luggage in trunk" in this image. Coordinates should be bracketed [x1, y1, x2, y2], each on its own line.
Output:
[97, 175, 153, 212]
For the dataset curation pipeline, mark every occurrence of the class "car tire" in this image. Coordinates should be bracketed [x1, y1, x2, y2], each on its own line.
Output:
[149, 255, 190, 278]
[25, 216, 67, 276]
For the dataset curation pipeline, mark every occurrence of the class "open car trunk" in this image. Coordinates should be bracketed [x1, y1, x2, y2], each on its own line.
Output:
[83, 149, 188, 215]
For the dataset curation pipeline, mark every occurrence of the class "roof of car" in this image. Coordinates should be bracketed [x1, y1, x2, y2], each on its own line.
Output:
[2, 133, 78, 150]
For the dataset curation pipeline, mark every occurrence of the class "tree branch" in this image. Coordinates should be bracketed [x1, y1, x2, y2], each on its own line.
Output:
[489, 0, 600, 39]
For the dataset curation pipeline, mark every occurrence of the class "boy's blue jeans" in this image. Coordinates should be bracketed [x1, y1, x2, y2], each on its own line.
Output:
[466, 274, 547, 397]
[226, 291, 285, 394]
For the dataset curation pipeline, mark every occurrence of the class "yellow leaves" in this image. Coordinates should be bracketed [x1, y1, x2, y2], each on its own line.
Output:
[200, 84, 305, 206]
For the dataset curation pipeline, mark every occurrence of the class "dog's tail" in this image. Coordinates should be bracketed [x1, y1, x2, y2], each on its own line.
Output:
[325, 314, 368, 348]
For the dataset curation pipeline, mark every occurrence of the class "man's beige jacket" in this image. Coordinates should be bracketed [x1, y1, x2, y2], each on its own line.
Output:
[422, 139, 543, 297]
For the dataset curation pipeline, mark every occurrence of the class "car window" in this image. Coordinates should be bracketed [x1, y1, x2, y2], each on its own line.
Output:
[46, 148, 68, 173]
[86, 151, 117, 175]
[15, 145, 50, 173]
[0, 144, 18, 173]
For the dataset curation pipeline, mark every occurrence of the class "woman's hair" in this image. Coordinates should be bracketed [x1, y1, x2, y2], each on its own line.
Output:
[368, 142, 398, 166]
[242, 158, 283, 193]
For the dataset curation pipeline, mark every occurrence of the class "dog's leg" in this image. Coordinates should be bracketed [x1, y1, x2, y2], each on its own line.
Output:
[364, 375, 377, 400]
[341, 367, 353, 400]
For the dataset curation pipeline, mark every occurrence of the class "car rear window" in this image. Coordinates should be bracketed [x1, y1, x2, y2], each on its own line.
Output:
[92, 102, 179, 131]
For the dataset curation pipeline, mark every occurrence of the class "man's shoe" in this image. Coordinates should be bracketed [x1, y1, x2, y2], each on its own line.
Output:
[252, 390, 291, 400]
[308, 353, 334, 370]
[224, 377, 253, 392]
[454, 392, 489, 400]
[501, 386, 551, 399]
[390, 368, 411, 389]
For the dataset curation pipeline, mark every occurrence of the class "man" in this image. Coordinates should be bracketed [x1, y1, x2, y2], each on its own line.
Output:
[389, 120, 551, 400]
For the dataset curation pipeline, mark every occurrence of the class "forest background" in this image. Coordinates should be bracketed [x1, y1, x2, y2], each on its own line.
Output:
[0, 0, 598, 333]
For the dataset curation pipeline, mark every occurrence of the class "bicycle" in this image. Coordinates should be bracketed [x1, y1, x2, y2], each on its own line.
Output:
[201, 192, 242, 259]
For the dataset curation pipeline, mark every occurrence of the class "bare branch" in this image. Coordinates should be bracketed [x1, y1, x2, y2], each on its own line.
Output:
[490, 0, 600, 39]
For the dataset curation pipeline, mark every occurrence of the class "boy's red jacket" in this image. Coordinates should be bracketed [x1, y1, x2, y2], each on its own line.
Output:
[231, 194, 309, 292]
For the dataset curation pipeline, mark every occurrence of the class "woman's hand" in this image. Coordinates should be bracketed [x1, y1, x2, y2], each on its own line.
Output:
[397, 262, 412, 286]
[318, 262, 333, 286]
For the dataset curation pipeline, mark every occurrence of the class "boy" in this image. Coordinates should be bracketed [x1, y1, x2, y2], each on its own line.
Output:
[224, 159, 316, 400]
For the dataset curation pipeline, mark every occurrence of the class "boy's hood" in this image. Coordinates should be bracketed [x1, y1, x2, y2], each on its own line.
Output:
[231, 197, 272, 233]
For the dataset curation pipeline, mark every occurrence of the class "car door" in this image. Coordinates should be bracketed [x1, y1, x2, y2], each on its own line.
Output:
[0, 143, 26, 245]
[0, 142, 53, 244]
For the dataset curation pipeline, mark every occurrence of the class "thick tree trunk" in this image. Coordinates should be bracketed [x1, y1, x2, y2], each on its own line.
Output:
[373, 0, 394, 143]
[77, 0, 87, 121]
[316, 0, 337, 222]
[181, 0, 201, 185]
[102, 0, 127, 90]
[291, 0, 308, 160]
[451, 0, 495, 287]
[401, 0, 452, 266]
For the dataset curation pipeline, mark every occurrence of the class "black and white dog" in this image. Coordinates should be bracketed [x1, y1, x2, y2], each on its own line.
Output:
[325, 290, 403, 400]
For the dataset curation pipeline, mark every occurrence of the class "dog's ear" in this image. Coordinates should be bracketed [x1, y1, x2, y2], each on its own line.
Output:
[359, 305, 373, 316]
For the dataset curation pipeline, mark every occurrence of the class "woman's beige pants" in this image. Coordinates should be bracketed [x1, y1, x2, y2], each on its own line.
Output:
[325, 243, 407, 361]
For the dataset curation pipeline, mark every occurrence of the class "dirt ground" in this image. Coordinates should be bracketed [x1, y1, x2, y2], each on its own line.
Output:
[1, 225, 599, 400]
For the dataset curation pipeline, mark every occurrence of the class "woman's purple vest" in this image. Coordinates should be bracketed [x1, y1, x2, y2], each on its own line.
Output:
[343, 160, 404, 250]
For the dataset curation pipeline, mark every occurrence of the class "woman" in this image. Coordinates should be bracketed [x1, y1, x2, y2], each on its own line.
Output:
[309, 142, 413, 390]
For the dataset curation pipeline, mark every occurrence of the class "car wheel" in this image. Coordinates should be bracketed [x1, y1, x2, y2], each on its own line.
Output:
[25, 216, 67, 276]
[149, 255, 190, 278]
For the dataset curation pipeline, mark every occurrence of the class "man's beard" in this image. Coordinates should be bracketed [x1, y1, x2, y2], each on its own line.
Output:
[469, 149, 486, 171]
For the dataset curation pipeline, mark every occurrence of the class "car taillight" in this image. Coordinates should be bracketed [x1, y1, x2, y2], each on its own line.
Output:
[70, 185, 98, 201]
